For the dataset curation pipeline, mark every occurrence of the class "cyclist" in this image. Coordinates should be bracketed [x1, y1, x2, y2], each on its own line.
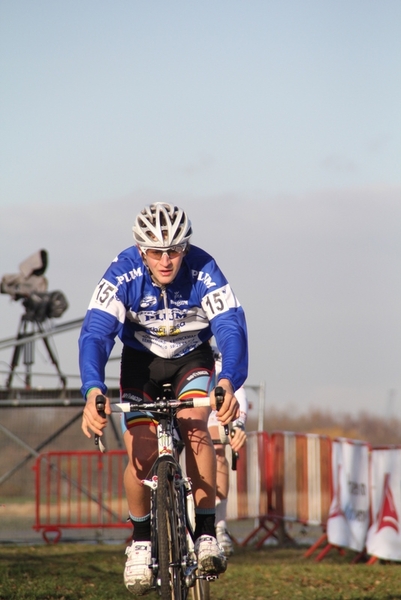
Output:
[208, 346, 248, 556]
[79, 202, 248, 595]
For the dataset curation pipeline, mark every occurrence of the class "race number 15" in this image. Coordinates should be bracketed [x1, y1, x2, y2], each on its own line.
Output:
[203, 290, 228, 317]
[95, 279, 117, 306]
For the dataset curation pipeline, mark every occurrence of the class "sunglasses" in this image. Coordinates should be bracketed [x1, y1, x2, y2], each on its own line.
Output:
[143, 244, 187, 260]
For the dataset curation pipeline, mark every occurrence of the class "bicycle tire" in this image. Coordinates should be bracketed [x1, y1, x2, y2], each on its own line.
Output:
[191, 578, 210, 600]
[156, 458, 189, 600]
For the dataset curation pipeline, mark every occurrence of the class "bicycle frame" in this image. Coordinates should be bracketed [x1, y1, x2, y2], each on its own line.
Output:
[95, 386, 223, 599]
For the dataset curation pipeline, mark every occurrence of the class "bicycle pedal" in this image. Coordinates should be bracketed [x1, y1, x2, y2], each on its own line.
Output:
[203, 574, 218, 582]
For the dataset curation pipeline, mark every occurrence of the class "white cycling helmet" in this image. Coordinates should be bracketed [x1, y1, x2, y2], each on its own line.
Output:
[132, 202, 192, 248]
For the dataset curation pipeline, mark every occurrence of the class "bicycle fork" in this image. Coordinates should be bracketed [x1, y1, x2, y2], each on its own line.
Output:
[142, 471, 200, 588]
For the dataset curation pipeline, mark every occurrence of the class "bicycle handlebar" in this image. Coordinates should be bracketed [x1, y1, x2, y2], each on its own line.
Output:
[96, 386, 225, 413]
[94, 386, 228, 453]
[100, 396, 212, 414]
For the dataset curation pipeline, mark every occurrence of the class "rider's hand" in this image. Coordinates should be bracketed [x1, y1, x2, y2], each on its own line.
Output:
[82, 388, 111, 439]
[211, 379, 239, 426]
[230, 426, 247, 452]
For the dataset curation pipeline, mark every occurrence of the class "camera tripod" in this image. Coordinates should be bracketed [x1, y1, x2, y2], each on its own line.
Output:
[6, 314, 67, 390]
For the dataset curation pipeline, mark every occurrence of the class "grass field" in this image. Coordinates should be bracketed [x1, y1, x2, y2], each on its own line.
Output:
[0, 543, 400, 600]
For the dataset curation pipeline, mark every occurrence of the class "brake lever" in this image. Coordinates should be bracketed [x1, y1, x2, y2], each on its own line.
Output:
[231, 428, 239, 471]
[214, 386, 229, 436]
[95, 394, 107, 453]
[232, 450, 238, 471]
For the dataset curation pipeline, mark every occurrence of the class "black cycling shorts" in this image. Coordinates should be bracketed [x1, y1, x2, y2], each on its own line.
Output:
[120, 342, 215, 432]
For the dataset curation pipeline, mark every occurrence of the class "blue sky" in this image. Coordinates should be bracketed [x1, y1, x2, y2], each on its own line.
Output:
[1, 0, 400, 203]
[1, 1, 400, 420]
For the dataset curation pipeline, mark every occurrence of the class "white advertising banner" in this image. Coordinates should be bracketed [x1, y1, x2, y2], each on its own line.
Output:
[326, 438, 370, 552]
[366, 447, 401, 561]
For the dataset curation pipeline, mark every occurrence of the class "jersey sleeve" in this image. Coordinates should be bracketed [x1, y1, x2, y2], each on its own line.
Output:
[195, 256, 248, 391]
[78, 269, 127, 398]
[210, 302, 248, 392]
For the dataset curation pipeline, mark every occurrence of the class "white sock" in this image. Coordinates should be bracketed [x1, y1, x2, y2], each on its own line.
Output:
[215, 498, 228, 530]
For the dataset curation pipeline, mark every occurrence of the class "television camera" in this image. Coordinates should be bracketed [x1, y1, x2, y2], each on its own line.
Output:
[1, 249, 69, 390]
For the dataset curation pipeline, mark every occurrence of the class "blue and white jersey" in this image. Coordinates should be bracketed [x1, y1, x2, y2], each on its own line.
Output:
[79, 244, 248, 397]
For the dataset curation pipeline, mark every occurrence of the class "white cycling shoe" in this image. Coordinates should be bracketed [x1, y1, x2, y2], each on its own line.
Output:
[124, 541, 152, 595]
[194, 535, 227, 575]
[216, 527, 234, 557]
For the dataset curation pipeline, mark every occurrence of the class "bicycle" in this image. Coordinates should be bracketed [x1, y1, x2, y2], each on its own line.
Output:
[95, 384, 226, 600]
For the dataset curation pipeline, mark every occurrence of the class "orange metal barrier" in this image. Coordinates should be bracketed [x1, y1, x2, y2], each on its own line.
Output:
[226, 431, 270, 520]
[270, 431, 332, 527]
[33, 450, 131, 543]
[225, 431, 279, 548]
[268, 431, 332, 553]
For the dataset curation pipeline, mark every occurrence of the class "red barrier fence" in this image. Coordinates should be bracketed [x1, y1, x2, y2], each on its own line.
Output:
[33, 439, 401, 560]
[33, 432, 332, 545]
[225, 431, 276, 548]
[270, 431, 332, 527]
[33, 450, 130, 543]
[226, 431, 270, 521]
[224, 431, 332, 548]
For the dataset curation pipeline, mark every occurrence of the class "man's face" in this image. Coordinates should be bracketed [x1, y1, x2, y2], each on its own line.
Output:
[141, 247, 185, 286]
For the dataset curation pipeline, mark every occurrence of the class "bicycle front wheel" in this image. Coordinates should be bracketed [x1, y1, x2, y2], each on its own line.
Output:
[156, 458, 188, 600]
[191, 578, 210, 600]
